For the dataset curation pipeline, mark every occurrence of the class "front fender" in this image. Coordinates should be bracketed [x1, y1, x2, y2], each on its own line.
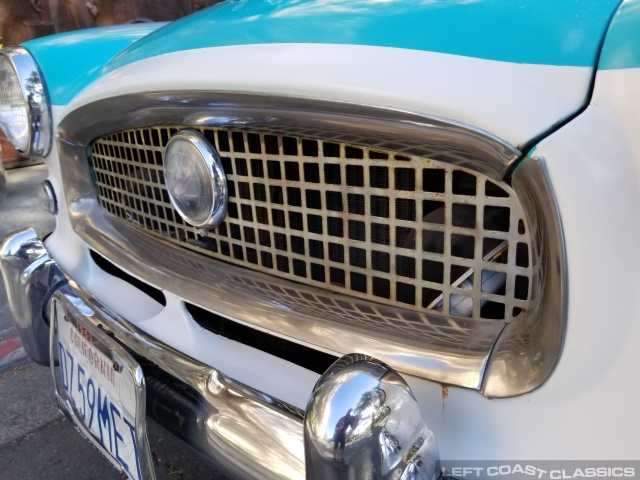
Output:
[22, 23, 165, 106]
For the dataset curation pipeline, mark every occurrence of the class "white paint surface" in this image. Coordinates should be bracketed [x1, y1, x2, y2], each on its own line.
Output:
[410, 67, 640, 460]
[64, 44, 592, 148]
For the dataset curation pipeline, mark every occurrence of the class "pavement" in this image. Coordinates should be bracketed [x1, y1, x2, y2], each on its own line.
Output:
[0, 165, 227, 479]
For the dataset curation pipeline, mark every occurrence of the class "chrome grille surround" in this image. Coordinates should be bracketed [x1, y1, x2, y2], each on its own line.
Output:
[57, 92, 566, 397]
[90, 127, 533, 322]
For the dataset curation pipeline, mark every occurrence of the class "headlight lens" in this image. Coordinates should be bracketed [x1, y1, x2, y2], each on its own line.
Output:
[164, 130, 227, 228]
[0, 55, 29, 152]
[0, 47, 51, 157]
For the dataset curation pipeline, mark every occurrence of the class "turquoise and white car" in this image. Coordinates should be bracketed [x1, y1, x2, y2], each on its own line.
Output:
[0, 1, 639, 479]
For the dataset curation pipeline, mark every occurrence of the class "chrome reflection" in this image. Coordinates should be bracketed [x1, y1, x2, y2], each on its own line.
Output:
[0, 228, 65, 365]
[481, 157, 567, 397]
[305, 354, 440, 480]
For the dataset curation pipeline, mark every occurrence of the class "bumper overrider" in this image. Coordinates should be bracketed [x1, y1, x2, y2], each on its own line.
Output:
[0, 228, 452, 480]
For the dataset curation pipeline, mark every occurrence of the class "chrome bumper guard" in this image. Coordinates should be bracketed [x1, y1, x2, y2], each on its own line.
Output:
[0, 229, 66, 365]
[0, 228, 448, 480]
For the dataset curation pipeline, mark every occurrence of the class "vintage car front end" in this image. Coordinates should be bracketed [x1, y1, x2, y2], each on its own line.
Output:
[1, 1, 640, 479]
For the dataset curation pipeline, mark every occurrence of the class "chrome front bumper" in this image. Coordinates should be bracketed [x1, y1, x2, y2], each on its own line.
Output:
[0, 228, 66, 365]
[0, 228, 447, 480]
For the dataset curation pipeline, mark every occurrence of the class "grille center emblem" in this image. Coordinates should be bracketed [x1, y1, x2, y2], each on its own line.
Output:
[163, 129, 228, 229]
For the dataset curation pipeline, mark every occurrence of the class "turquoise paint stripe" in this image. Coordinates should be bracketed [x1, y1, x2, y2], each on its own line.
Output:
[599, 0, 640, 69]
[105, 0, 621, 74]
[23, 24, 164, 105]
[22, 1, 624, 106]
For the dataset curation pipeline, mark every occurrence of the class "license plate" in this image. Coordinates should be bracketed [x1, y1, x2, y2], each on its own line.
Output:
[50, 295, 149, 480]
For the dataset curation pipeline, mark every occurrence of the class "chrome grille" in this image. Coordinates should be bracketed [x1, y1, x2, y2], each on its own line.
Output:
[90, 127, 532, 321]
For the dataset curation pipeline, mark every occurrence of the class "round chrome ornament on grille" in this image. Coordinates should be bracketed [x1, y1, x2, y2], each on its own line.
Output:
[164, 129, 227, 228]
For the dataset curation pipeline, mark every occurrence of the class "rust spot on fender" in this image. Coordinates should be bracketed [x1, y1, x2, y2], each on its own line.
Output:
[440, 383, 449, 413]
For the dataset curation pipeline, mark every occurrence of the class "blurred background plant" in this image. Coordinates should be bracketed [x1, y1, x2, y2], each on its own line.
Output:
[0, 0, 223, 45]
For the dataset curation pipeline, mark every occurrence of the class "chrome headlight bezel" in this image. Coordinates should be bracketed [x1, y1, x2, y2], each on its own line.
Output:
[0, 46, 52, 158]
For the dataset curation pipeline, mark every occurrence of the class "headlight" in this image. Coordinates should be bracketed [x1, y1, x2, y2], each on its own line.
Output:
[164, 129, 228, 228]
[0, 47, 51, 157]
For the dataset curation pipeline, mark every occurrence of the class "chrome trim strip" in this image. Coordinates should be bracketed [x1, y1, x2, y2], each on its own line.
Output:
[481, 157, 567, 397]
[0, 228, 66, 365]
[56, 92, 566, 396]
[72, 207, 498, 389]
[59, 92, 520, 181]
[0, 47, 52, 157]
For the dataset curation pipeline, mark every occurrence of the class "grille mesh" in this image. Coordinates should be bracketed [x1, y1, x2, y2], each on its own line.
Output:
[90, 127, 532, 321]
